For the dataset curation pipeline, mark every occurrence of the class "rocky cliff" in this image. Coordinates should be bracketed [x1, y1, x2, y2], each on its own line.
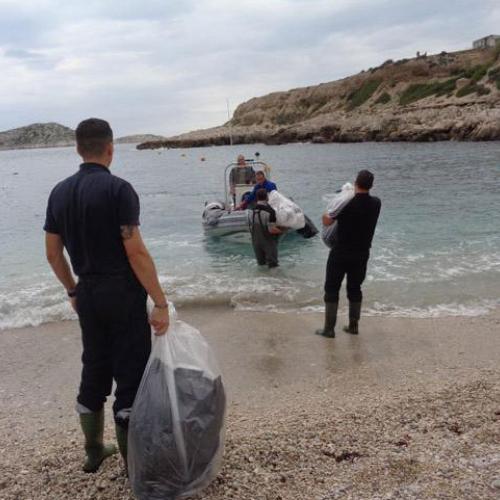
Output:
[0, 123, 75, 150]
[138, 47, 500, 149]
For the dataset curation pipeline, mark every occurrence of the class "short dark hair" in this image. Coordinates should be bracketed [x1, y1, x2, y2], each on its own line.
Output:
[256, 188, 268, 201]
[76, 118, 113, 156]
[355, 170, 374, 190]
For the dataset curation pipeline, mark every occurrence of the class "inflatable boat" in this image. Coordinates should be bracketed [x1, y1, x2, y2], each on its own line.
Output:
[202, 159, 318, 239]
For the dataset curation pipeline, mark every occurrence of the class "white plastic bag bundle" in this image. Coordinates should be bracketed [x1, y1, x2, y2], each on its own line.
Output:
[322, 182, 355, 248]
[268, 190, 306, 230]
[128, 306, 226, 500]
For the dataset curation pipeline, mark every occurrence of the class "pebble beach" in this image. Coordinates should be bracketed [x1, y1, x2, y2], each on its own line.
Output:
[1, 307, 499, 499]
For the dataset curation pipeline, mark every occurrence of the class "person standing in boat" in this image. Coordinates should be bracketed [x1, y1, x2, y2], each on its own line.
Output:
[316, 170, 381, 338]
[248, 189, 282, 268]
[229, 154, 256, 205]
[237, 169, 277, 210]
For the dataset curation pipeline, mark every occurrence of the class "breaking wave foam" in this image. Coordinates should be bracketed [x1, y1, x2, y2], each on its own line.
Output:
[1, 273, 499, 330]
[364, 299, 500, 318]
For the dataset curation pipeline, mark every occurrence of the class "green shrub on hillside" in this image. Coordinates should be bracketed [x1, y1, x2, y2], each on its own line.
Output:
[468, 64, 490, 81]
[450, 63, 493, 82]
[399, 78, 457, 105]
[275, 109, 303, 125]
[375, 92, 391, 104]
[456, 83, 491, 98]
[488, 67, 500, 90]
[347, 79, 382, 109]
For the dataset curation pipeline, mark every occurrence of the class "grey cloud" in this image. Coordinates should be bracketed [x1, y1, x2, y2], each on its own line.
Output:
[4, 48, 42, 59]
[0, 0, 499, 136]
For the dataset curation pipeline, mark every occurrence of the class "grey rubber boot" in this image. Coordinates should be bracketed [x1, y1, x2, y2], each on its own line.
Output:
[115, 423, 128, 474]
[315, 302, 338, 338]
[343, 302, 361, 335]
[79, 410, 117, 473]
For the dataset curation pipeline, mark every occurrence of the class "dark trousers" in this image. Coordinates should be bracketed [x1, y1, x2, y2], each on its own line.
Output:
[75, 275, 151, 422]
[324, 251, 368, 303]
[252, 235, 279, 268]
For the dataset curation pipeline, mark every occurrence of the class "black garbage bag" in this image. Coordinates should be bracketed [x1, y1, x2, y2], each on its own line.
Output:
[128, 316, 226, 500]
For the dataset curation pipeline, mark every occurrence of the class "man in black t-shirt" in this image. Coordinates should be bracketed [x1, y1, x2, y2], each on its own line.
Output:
[316, 170, 381, 338]
[44, 118, 169, 473]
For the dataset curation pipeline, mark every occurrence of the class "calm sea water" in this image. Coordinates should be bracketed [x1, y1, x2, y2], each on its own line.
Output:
[0, 142, 499, 329]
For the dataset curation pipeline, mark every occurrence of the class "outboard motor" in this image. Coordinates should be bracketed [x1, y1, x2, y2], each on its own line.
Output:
[202, 201, 225, 227]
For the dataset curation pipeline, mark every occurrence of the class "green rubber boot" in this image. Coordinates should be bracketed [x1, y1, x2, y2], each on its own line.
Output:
[79, 410, 117, 473]
[315, 302, 338, 338]
[115, 423, 128, 473]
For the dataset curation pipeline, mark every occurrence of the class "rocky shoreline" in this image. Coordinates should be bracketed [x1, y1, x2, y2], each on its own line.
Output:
[138, 47, 500, 149]
[137, 104, 500, 149]
[2, 377, 499, 500]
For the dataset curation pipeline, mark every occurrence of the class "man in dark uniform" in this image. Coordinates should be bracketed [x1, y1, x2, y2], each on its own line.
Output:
[248, 189, 282, 268]
[316, 170, 381, 338]
[44, 118, 169, 473]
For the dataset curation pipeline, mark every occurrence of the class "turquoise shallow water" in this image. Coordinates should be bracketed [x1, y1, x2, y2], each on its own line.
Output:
[0, 141, 499, 329]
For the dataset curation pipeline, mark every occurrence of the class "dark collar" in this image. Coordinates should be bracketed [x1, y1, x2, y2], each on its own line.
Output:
[79, 162, 110, 174]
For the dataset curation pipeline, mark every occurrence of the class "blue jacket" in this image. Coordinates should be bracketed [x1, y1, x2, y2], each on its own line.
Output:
[244, 179, 277, 204]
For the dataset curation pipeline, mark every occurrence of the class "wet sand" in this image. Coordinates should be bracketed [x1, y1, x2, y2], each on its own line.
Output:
[0, 308, 499, 499]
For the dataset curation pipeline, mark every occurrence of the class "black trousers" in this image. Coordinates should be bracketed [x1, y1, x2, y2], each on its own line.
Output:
[324, 251, 368, 303]
[75, 275, 151, 422]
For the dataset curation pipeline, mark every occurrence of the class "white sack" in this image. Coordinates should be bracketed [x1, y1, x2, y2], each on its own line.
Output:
[321, 182, 355, 248]
[268, 191, 306, 230]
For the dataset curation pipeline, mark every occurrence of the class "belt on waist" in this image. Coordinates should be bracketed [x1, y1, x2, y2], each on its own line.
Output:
[78, 272, 135, 282]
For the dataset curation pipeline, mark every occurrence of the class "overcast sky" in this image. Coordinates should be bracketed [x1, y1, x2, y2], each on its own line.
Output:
[0, 0, 499, 136]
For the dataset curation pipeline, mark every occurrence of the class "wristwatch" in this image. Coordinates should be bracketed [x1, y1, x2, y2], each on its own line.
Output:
[67, 289, 77, 298]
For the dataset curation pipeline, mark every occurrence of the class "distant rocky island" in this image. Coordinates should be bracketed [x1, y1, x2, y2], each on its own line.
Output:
[114, 134, 166, 144]
[138, 45, 500, 149]
[0, 123, 165, 151]
[0, 123, 75, 150]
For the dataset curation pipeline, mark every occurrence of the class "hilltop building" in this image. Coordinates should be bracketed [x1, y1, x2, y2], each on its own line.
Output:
[473, 35, 500, 49]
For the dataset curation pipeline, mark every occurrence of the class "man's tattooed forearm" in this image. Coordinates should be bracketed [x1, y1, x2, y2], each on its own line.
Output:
[120, 225, 135, 239]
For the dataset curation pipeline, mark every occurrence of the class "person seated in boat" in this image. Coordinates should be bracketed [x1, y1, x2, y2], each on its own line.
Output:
[248, 189, 282, 268]
[237, 170, 277, 210]
[229, 155, 256, 204]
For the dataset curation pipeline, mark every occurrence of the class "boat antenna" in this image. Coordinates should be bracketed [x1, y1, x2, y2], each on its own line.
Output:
[226, 98, 233, 146]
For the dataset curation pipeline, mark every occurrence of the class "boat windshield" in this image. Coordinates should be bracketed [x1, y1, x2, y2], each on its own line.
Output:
[229, 164, 256, 186]
[224, 160, 271, 207]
